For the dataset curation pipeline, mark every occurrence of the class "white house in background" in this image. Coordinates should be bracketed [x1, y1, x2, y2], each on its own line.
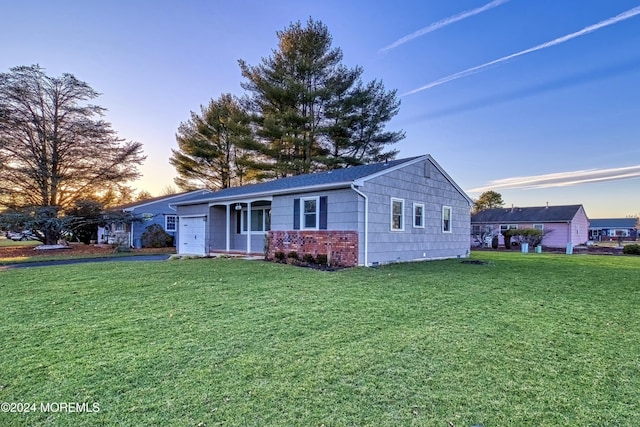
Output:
[171, 155, 473, 267]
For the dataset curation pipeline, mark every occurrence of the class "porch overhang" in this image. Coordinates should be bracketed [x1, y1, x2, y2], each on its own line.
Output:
[207, 198, 273, 255]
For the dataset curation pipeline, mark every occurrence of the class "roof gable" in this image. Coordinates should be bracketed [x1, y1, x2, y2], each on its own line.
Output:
[472, 205, 584, 223]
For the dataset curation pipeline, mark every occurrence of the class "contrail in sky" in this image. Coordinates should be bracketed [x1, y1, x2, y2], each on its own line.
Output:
[404, 5, 640, 96]
[379, 0, 510, 53]
[467, 165, 640, 193]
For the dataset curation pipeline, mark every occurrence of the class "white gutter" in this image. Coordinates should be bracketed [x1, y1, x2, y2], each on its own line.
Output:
[175, 182, 352, 207]
[350, 183, 369, 267]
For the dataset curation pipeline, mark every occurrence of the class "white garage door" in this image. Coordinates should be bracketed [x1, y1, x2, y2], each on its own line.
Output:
[179, 216, 206, 256]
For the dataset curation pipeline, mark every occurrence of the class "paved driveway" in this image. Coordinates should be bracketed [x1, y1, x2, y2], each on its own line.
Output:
[0, 254, 171, 270]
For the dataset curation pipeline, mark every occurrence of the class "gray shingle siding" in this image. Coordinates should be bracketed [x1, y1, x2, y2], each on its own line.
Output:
[176, 203, 208, 216]
[362, 159, 471, 265]
[173, 155, 471, 264]
[271, 188, 360, 231]
[209, 206, 226, 251]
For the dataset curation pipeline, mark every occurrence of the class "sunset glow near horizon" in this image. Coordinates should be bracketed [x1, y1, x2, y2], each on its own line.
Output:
[3, 0, 639, 217]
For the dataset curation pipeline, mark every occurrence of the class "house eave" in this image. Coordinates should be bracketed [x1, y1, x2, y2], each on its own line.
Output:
[172, 181, 354, 207]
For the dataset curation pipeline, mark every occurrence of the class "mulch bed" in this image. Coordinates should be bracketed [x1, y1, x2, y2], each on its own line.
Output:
[0, 244, 174, 259]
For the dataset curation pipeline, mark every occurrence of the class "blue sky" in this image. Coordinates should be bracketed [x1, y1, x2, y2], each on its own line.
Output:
[2, 0, 639, 217]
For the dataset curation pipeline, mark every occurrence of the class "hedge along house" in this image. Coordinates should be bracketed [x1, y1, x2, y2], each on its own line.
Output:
[99, 190, 212, 248]
[471, 204, 590, 249]
[172, 155, 472, 267]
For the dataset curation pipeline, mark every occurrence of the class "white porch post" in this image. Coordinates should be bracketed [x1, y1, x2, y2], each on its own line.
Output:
[225, 204, 230, 252]
[246, 201, 252, 254]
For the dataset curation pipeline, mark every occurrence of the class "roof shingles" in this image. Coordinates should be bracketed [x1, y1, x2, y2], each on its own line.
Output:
[472, 205, 584, 223]
[176, 157, 421, 204]
[589, 218, 638, 229]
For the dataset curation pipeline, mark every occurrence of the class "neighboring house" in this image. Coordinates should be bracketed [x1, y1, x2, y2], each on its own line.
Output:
[471, 204, 590, 249]
[172, 155, 472, 267]
[588, 218, 638, 241]
[99, 190, 212, 248]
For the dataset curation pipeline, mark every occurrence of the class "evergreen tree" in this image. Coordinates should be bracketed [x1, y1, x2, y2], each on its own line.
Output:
[170, 94, 255, 190]
[239, 18, 403, 176]
[325, 79, 403, 166]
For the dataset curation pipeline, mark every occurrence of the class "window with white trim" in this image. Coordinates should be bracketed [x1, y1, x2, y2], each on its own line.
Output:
[301, 197, 319, 229]
[391, 198, 404, 231]
[115, 223, 125, 232]
[612, 229, 629, 237]
[165, 215, 177, 232]
[442, 206, 452, 233]
[500, 224, 517, 235]
[533, 224, 544, 231]
[413, 203, 424, 228]
[242, 208, 271, 233]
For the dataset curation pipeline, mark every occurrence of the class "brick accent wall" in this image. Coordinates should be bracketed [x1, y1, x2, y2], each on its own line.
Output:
[268, 230, 359, 267]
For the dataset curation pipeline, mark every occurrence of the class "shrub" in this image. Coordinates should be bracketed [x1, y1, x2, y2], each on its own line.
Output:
[623, 244, 640, 255]
[512, 228, 544, 247]
[503, 231, 513, 249]
[141, 224, 173, 248]
[111, 234, 131, 253]
[274, 251, 286, 261]
[315, 254, 328, 265]
[112, 243, 132, 253]
[302, 253, 315, 264]
[287, 251, 299, 260]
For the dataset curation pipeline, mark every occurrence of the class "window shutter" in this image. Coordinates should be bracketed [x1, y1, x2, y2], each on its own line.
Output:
[236, 211, 241, 234]
[293, 198, 300, 230]
[319, 196, 328, 230]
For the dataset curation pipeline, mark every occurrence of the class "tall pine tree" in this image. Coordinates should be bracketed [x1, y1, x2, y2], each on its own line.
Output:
[239, 18, 403, 177]
[170, 93, 255, 190]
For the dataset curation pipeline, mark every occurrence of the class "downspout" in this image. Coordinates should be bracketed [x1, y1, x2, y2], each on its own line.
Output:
[351, 183, 369, 267]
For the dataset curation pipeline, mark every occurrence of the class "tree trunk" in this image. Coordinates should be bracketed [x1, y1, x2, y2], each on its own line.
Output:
[44, 229, 58, 246]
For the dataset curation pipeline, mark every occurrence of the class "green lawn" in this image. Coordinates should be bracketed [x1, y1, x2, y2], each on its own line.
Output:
[0, 237, 39, 247]
[1, 252, 639, 426]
